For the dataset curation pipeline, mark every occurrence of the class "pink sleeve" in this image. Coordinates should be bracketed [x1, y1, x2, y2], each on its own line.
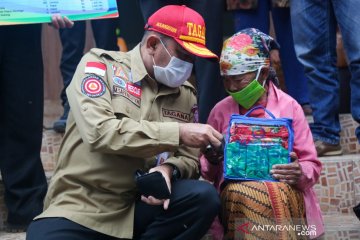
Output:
[291, 103, 322, 190]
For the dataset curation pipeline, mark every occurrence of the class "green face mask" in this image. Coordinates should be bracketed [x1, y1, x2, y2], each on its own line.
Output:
[227, 67, 266, 109]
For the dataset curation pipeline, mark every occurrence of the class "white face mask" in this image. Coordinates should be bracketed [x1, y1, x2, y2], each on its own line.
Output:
[152, 39, 193, 88]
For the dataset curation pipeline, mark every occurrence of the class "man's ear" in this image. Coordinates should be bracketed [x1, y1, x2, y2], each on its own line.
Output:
[145, 35, 160, 55]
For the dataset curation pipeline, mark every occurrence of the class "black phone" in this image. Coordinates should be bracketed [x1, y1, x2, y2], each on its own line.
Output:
[135, 170, 171, 199]
[204, 137, 226, 156]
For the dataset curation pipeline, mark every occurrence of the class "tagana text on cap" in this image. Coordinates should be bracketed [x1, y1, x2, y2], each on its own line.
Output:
[144, 5, 218, 59]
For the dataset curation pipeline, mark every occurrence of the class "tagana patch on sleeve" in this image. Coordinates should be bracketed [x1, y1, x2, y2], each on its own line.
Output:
[85, 62, 107, 76]
[81, 75, 106, 98]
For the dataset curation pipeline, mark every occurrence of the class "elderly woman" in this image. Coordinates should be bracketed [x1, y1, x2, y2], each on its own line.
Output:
[200, 28, 324, 240]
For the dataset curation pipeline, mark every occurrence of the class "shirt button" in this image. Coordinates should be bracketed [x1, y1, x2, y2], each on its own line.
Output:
[126, 106, 130, 113]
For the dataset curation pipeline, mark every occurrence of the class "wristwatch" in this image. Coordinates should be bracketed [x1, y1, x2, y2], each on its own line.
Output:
[172, 165, 180, 181]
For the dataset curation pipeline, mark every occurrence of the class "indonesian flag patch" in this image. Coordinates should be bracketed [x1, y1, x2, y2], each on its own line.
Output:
[85, 62, 106, 76]
[81, 75, 106, 98]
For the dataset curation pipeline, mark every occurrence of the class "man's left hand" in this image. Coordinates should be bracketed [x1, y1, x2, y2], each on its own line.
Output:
[140, 165, 172, 210]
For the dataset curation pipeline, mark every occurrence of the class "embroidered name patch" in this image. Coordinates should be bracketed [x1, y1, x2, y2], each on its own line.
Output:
[81, 75, 106, 98]
[113, 85, 140, 107]
[162, 108, 190, 122]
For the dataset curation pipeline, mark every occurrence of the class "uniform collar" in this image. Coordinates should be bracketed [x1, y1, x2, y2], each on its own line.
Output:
[128, 44, 148, 84]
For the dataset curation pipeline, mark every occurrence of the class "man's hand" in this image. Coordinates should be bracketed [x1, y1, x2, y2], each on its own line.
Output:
[50, 14, 74, 29]
[202, 144, 224, 165]
[270, 152, 302, 185]
[140, 165, 172, 210]
[179, 123, 223, 149]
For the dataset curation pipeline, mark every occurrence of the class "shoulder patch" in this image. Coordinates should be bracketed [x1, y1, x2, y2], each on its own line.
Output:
[126, 82, 142, 98]
[85, 62, 106, 76]
[113, 85, 141, 107]
[81, 75, 106, 98]
[113, 76, 127, 88]
[114, 65, 128, 80]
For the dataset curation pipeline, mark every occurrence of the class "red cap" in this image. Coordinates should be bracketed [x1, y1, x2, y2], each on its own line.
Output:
[145, 5, 218, 59]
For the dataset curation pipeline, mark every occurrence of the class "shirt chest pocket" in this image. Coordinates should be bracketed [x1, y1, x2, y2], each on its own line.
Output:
[111, 98, 141, 121]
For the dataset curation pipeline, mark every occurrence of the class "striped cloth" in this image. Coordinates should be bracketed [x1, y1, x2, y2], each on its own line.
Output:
[221, 181, 306, 240]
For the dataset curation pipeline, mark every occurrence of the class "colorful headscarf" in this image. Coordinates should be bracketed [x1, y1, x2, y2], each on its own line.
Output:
[220, 28, 280, 76]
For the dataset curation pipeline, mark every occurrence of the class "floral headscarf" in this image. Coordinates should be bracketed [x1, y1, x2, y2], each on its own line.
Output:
[220, 28, 280, 76]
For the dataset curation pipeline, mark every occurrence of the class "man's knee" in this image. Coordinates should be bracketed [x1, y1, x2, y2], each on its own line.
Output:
[179, 180, 220, 216]
[196, 181, 220, 214]
[26, 219, 46, 240]
[26, 218, 83, 240]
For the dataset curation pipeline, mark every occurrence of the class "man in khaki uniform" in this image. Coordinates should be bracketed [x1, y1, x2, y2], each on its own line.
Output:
[27, 5, 223, 240]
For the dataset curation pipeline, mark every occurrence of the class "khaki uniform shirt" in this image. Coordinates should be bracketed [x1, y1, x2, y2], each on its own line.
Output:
[36, 45, 200, 239]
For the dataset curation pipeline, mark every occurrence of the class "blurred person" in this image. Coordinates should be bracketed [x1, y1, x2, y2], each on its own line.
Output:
[200, 28, 324, 240]
[137, 0, 226, 123]
[27, 6, 222, 240]
[0, 15, 72, 232]
[290, 0, 360, 156]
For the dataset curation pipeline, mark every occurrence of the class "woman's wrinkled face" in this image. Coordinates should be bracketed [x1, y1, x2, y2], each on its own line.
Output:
[223, 71, 257, 93]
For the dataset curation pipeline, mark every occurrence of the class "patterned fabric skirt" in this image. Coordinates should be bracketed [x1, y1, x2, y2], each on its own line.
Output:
[221, 181, 306, 240]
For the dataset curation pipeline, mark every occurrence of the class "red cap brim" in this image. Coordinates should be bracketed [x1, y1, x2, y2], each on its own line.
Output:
[175, 39, 219, 60]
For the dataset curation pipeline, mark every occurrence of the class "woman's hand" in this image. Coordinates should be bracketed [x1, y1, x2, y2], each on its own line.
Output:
[270, 152, 302, 185]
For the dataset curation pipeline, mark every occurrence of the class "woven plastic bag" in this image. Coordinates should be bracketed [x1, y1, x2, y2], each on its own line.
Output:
[224, 106, 294, 181]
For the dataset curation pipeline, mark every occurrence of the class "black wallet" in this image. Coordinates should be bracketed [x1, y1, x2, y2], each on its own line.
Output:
[135, 170, 171, 199]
